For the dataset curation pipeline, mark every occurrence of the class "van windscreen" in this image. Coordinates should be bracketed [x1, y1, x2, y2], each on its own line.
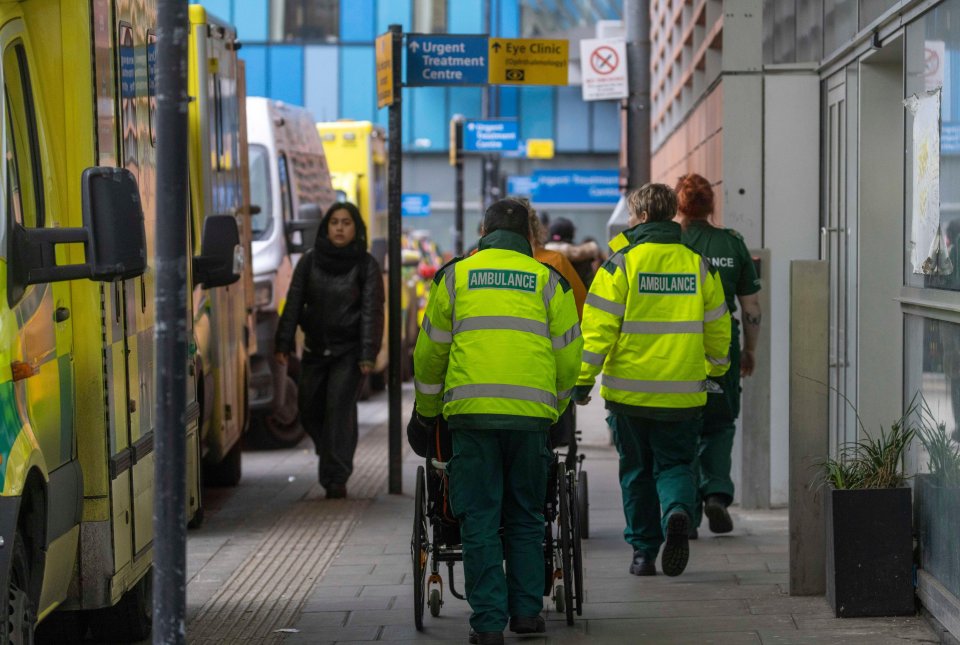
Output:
[249, 143, 272, 240]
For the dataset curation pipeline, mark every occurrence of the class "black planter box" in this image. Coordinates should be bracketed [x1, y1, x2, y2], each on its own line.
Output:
[826, 487, 915, 617]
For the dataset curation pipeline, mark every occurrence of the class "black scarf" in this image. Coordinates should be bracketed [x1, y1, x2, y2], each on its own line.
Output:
[314, 236, 364, 275]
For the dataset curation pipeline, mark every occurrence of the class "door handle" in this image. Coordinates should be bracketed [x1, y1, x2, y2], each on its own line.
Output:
[55, 307, 70, 323]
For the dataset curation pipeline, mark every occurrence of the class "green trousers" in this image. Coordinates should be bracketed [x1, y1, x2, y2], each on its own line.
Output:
[694, 330, 741, 527]
[449, 428, 550, 633]
[609, 414, 699, 559]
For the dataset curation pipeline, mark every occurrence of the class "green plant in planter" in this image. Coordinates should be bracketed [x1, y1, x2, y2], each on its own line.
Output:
[917, 399, 960, 487]
[817, 402, 916, 490]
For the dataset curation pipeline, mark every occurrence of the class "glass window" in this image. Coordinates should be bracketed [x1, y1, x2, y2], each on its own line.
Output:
[904, 2, 960, 291]
[147, 31, 156, 146]
[823, 0, 857, 55]
[277, 152, 293, 222]
[414, 0, 446, 33]
[249, 144, 272, 240]
[903, 314, 960, 600]
[3, 42, 42, 230]
[271, 0, 338, 43]
[520, 0, 621, 38]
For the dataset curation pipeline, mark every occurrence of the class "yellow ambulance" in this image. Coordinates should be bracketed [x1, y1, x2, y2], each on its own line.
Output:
[0, 1, 241, 640]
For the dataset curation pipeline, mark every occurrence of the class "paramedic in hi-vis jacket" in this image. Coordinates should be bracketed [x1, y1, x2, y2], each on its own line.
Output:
[573, 184, 731, 578]
[413, 199, 582, 645]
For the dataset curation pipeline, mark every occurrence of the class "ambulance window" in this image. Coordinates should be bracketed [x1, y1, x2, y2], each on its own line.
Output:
[147, 31, 157, 146]
[213, 74, 224, 171]
[278, 153, 293, 222]
[3, 42, 43, 230]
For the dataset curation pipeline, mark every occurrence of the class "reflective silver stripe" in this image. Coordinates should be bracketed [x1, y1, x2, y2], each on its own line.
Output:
[453, 316, 549, 338]
[552, 323, 581, 349]
[422, 316, 452, 343]
[704, 301, 728, 322]
[700, 257, 709, 284]
[582, 349, 606, 366]
[586, 293, 625, 317]
[708, 354, 731, 367]
[443, 383, 557, 407]
[557, 387, 573, 400]
[415, 379, 443, 395]
[609, 253, 626, 273]
[621, 320, 703, 334]
[602, 374, 706, 394]
[444, 263, 457, 320]
[542, 270, 561, 309]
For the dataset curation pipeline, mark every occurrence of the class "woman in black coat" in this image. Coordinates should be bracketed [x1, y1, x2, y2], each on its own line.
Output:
[275, 202, 384, 498]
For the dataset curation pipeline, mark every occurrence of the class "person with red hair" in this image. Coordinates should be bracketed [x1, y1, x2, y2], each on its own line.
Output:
[674, 173, 762, 536]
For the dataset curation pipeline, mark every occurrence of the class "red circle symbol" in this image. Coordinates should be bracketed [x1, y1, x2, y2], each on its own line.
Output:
[590, 46, 619, 75]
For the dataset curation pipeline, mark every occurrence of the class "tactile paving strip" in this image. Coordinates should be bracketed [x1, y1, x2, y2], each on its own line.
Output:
[187, 416, 394, 643]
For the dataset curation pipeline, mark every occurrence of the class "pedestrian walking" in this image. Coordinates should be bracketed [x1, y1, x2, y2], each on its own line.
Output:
[413, 199, 582, 644]
[545, 217, 603, 287]
[574, 184, 731, 577]
[275, 202, 384, 499]
[674, 173, 762, 535]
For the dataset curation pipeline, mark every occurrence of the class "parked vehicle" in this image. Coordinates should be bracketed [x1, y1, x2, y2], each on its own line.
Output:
[247, 98, 337, 447]
[0, 0, 240, 639]
[188, 6, 255, 485]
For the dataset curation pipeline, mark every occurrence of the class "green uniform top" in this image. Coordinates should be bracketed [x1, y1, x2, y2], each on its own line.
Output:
[680, 221, 760, 314]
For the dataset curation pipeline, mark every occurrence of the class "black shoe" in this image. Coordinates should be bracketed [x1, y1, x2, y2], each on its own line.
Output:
[468, 629, 504, 644]
[704, 495, 733, 534]
[509, 615, 545, 634]
[661, 512, 691, 577]
[325, 484, 347, 499]
[689, 527, 699, 540]
[629, 550, 657, 576]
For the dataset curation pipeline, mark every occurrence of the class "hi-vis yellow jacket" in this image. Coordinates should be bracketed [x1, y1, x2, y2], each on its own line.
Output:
[414, 230, 583, 431]
[577, 221, 731, 418]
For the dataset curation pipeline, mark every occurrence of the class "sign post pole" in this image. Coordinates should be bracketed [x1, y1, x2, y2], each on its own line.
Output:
[451, 115, 465, 256]
[385, 24, 403, 495]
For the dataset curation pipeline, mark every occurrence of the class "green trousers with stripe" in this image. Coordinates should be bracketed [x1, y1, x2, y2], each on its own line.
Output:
[609, 414, 699, 559]
[693, 328, 741, 527]
[449, 428, 551, 632]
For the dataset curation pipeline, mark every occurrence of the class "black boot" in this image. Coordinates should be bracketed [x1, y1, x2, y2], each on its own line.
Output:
[661, 511, 691, 577]
[468, 629, 504, 644]
[629, 550, 656, 576]
[325, 483, 347, 499]
[704, 495, 733, 534]
[509, 615, 545, 634]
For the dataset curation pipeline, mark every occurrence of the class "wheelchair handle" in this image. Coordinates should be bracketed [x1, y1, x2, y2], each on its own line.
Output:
[431, 459, 448, 471]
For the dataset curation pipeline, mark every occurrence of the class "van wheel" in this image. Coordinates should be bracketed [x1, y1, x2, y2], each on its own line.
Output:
[6, 531, 35, 644]
[89, 569, 151, 642]
[248, 376, 305, 449]
[205, 438, 242, 487]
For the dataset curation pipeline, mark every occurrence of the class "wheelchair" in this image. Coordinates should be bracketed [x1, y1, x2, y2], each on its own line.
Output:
[410, 405, 587, 631]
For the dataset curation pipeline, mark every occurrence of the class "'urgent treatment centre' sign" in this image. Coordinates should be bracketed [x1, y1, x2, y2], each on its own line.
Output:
[406, 35, 489, 86]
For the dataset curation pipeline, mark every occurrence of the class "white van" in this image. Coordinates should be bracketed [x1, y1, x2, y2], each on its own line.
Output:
[246, 97, 337, 447]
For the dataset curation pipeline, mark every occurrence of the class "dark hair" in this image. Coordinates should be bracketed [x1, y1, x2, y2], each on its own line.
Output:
[319, 201, 368, 248]
[627, 183, 677, 222]
[548, 217, 576, 243]
[675, 173, 715, 220]
[483, 199, 530, 238]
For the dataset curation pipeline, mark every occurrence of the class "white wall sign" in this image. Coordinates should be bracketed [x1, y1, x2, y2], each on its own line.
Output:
[579, 38, 628, 101]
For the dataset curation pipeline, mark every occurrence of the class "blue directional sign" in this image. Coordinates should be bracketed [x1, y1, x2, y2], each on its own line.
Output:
[507, 175, 536, 196]
[531, 170, 620, 204]
[401, 193, 431, 217]
[944, 122, 960, 155]
[406, 34, 488, 86]
[463, 119, 519, 152]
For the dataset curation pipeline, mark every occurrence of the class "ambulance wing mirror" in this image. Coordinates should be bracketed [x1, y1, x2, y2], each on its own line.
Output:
[193, 214, 242, 289]
[11, 167, 146, 294]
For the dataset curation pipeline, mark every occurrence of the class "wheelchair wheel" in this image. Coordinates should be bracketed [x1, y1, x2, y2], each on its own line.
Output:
[412, 466, 428, 631]
[429, 588, 442, 617]
[567, 471, 584, 616]
[556, 468, 575, 626]
[578, 470, 589, 539]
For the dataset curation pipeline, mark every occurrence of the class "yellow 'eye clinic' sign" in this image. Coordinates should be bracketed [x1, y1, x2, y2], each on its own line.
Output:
[488, 39, 568, 86]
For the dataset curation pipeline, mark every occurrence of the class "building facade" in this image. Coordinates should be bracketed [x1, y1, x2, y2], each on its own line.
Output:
[194, 0, 625, 249]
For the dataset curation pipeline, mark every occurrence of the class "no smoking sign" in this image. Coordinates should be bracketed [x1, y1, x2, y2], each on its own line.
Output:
[590, 46, 619, 75]
[580, 38, 628, 101]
